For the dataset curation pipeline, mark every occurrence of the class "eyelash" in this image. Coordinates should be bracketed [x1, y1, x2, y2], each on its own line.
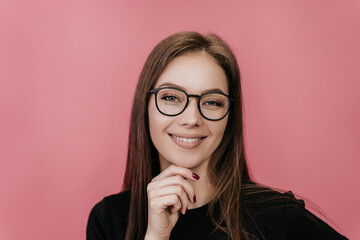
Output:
[204, 100, 223, 107]
[161, 95, 181, 102]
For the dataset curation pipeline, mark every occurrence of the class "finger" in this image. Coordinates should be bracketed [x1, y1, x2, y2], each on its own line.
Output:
[150, 175, 196, 203]
[170, 197, 182, 214]
[149, 186, 189, 214]
[152, 165, 200, 182]
[150, 194, 182, 214]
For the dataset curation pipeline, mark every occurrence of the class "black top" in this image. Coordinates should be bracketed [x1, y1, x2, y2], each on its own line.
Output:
[86, 190, 348, 240]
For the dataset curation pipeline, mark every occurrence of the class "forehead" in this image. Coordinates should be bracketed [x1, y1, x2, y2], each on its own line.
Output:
[154, 52, 228, 94]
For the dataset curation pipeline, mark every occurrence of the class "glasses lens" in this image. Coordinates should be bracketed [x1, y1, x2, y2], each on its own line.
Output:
[156, 88, 187, 115]
[200, 93, 230, 120]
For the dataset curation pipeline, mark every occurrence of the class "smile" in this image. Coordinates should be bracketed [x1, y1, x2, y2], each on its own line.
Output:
[168, 133, 206, 149]
[171, 135, 201, 143]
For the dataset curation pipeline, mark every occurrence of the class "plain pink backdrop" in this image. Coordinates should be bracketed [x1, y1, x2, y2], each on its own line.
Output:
[1, 0, 359, 239]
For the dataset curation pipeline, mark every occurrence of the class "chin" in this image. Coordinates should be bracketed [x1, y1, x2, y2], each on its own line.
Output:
[160, 154, 209, 171]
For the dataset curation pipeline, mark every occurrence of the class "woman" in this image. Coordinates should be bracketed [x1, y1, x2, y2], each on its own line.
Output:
[87, 31, 347, 240]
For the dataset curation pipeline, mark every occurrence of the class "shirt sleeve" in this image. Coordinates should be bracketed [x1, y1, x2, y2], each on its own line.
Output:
[285, 192, 348, 240]
[86, 199, 107, 240]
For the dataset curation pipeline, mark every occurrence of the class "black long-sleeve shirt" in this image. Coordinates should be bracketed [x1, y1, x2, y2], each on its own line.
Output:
[86, 190, 348, 240]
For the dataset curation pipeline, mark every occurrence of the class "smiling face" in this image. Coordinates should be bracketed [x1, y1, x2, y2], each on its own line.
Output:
[148, 52, 229, 173]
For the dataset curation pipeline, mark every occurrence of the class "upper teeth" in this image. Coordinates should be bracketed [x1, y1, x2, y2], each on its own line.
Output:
[172, 135, 201, 143]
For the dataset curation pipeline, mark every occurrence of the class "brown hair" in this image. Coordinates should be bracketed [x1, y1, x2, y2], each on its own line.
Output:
[123, 31, 251, 239]
[121, 31, 341, 240]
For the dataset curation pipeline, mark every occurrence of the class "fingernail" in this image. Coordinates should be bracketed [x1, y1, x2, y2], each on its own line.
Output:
[192, 173, 200, 180]
[193, 195, 196, 203]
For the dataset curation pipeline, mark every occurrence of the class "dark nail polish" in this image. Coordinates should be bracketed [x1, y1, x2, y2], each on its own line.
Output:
[193, 195, 196, 203]
[192, 173, 200, 180]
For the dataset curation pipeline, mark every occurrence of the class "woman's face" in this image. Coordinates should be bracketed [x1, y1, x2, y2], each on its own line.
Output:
[148, 52, 229, 172]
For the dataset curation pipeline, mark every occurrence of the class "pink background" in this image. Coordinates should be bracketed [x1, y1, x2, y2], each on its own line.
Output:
[1, 0, 359, 239]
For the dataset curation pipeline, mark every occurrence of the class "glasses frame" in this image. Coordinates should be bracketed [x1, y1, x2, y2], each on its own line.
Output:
[148, 87, 234, 121]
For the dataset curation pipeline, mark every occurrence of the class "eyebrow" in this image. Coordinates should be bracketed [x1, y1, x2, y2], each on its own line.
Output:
[157, 82, 227, 95]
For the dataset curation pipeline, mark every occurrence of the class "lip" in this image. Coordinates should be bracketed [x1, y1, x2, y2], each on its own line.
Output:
[168, 133, 206, 149]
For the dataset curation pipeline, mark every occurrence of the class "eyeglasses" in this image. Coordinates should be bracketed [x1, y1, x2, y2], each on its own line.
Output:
[148, 87, 233, 121]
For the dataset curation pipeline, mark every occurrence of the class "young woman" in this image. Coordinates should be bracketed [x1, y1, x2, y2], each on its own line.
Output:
[86, 32, 348, 240]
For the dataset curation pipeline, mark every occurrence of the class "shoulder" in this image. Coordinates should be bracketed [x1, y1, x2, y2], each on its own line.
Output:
[283, 192, 348, 239]
[86, 190, 130, 240]
[241, 184, 347, 239]
[89, 190, 130, 221]
[101, 190, 131, 215]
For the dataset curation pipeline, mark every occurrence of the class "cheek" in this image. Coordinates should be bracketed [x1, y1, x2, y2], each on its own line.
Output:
[211, 117, 228, 143]
[148, 102, 172, 145]
[148, 103, 160, 143]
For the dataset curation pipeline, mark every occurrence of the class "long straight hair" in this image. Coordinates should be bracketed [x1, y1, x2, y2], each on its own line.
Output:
[123, 31, 252, 240]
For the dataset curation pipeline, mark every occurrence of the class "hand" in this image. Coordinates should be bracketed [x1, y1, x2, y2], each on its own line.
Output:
[144, 165, 200, 240]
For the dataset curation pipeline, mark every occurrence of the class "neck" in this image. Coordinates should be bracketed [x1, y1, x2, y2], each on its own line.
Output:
[187, 168, 213, 209]
[183, 160, 214, 209]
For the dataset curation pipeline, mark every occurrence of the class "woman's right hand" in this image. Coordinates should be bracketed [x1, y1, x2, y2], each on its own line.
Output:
[144, 165, 200, 240]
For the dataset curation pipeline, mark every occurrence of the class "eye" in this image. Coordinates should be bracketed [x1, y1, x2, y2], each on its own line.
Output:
[204, 100, 223, 107]
[161, 95, 181, 102]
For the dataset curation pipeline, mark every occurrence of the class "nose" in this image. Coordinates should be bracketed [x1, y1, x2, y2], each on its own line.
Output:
[177, 98, 202, 127]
